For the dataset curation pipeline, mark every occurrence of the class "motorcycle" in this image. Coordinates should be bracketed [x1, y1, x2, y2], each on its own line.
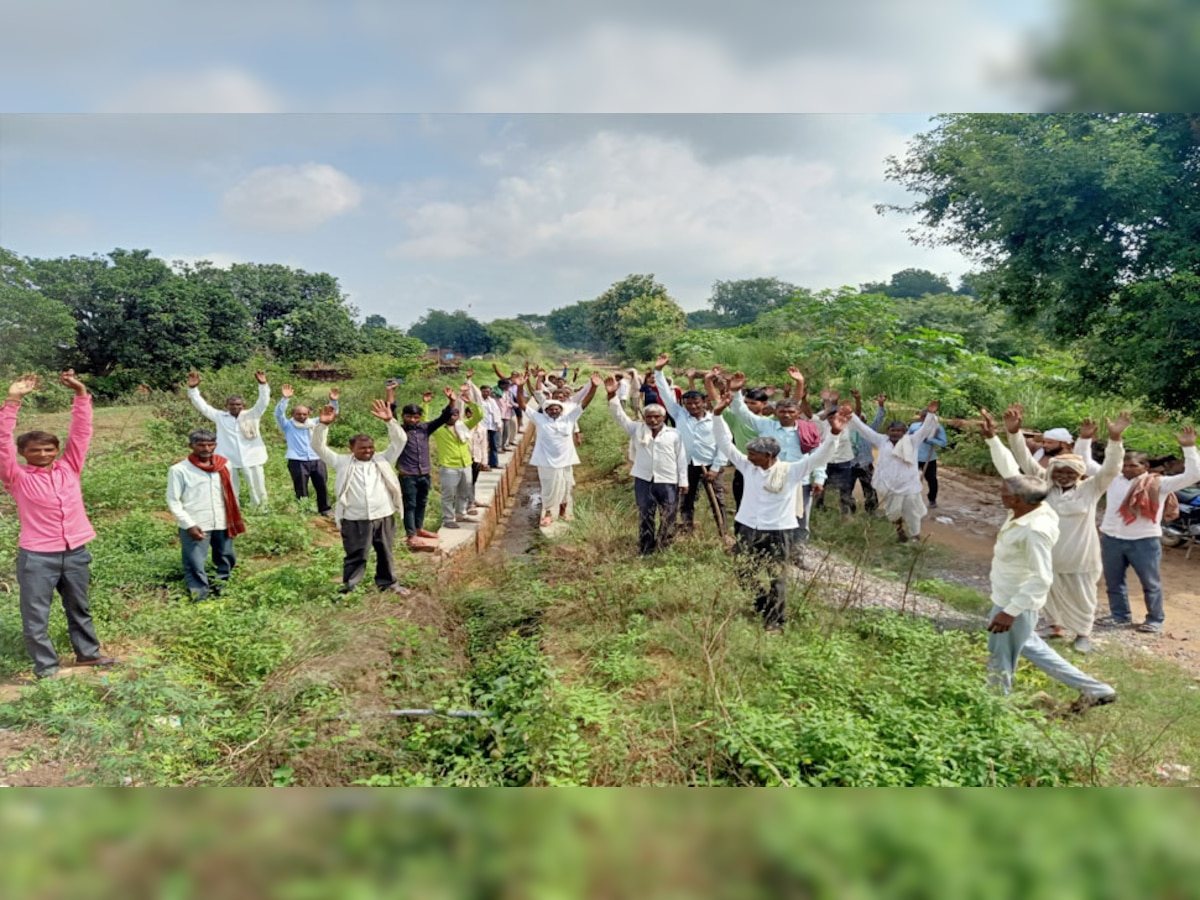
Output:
[1162, 486, 1200, 558]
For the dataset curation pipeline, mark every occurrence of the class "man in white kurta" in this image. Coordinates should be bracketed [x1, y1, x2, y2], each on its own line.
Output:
[608, 395, 689, 556]
[844, 400, 941, 541]
[988, 410, 1128, 651]
[985, 475, 1116, 708]
[515, 373, 599, 527]
[187, 370, 271, 506]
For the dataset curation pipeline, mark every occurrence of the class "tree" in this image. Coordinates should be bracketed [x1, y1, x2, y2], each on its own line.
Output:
[546, 300, 602, 351]
[485, 318, 538, 354]
[407, 309, 493, 356]
[589, 274, 669, 352]
[685, 309, 727, 330]
[0, 248, 76, 371]
[708, 277, 799, 325]
[515, 313, 549, 336]
[615, 294, 687, 361]
[363, 314, 389, 330]
[859, 268, 953, 299]
[882, 114, 1200, 410]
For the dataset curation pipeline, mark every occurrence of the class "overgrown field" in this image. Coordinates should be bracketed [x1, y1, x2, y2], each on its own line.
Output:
[2, 357, 1198, 786]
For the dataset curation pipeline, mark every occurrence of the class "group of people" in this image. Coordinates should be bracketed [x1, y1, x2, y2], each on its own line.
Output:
[3, 361, 1198, 716]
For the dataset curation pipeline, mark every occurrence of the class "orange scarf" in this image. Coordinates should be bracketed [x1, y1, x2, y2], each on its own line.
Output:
[187, 453, 247, 537]
[1119, 472, 1161, 525]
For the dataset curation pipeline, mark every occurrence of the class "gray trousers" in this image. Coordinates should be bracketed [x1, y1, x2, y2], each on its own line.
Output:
[502, 417, 517, 448]
[341, 515, 397, 591]
[439, 465, 473, 524]
[16, 547, 102, 676]
[987, 606, 1115, 698]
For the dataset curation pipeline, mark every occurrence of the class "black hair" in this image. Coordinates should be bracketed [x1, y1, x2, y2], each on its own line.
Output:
[348, 433, 374, 447]
[401, 404, 423, 417]
[16, 430, 59, 451]
[681, 390, 704, 402]
[887, 420, 908, 430]
[744, 388, 769, 402]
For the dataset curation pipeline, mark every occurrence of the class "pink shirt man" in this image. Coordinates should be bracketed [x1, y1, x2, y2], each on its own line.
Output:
[0, 394, 97, 551]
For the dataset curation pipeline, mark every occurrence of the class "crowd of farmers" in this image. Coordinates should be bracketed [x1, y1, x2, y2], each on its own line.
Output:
[2, 360, 1197, 714]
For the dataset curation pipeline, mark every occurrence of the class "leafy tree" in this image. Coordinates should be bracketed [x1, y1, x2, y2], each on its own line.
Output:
[363, 314, 389, 329]
[860, 268, 953, 299]
[485, 318, 538, 354]
[892, 294, 1037, 362]
[0, 248, 76, 371]
[271, 299, 361, 363]
[360, 324, 425, 357]
[515, 313, 549, 336]
[708, 277, 799, 325]
[685, 309, 728, 330]
[615, 294, 687, 361]
[589, 274, 669, 352]
[546, 299, 602, 351]
[408, 309, 493, 356]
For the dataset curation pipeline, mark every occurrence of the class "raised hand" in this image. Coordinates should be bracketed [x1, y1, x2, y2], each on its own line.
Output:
[421, 391, 434, 404]
[511, 374, 527, 387]
[370, 399, 393, 422]
[281, 383, 295, 398]
[849, 388, 861, 400]
[465, 368, 474, 379]
[728, 372, 747, 392]
[604, 375, 618, 397]
[1002, 404, 1023, 434]
[926, 399, 939, 415]
[318, 404, 338, 425]
[590, 371, 604, 386]
[443, 385, 456, 400]
[59, 369, 87, 395]
[1179, 425, 1197, 448]
[787, 366, 805, 383]
[979, 408, 997, 440]
[254, 370, 267, 385]
[655, 353, 670, 371]
[684, 367, 697, 379]
[763, 386, 777, 398]
[875, 394, 887, 407]
[328, 387, 339, 402]
[828, 406, 852, 435]
[7, 373, 42, 400]
[186, 371, 201, 389]
[1078, 417, 1098, 440]
[1106, 410, 1132, 441]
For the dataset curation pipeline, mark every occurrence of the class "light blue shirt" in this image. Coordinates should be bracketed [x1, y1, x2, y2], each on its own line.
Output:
[653, 371, 726, 469]
[852, 407, 887, 466]
[729, 391, 827, 486]
[275, 397, 337, 461]
[907, 420, 948, 464]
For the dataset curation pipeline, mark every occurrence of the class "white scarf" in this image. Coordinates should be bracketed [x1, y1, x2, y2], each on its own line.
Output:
[890, 433, 918, 466]
[237, 414, 261, 440]
[763, 460, 792, 493]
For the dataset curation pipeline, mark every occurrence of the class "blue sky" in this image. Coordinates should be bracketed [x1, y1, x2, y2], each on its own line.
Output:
[0, 1, 1054, 328]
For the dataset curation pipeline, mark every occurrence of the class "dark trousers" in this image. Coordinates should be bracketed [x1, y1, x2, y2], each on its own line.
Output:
[400, 473, 431, 536]
[680, 464, 727, 533]
[922, 459, 939, 504]
[471, 462, 481, 486]
[822, 460, 857, 514]
[634, 478, 679, 555]
[487, 430, 500, 468]
[734, 527, 799, 629]
[851, 463, 878, 513]
[287, 458, 331, 513]
[341, 515, 397, 591]
[179, 528, 236, 600]
[16, 547, 102, 676]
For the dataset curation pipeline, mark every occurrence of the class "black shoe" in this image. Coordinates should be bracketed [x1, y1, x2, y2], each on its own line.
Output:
[1068, 693, 1117, 715]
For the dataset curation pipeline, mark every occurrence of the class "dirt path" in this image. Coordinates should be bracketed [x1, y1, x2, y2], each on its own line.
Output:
[921, 465, 1200, 674]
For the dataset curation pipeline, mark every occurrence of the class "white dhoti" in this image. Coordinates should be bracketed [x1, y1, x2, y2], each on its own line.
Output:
[538, 465, 574, 521]
[1044, 570, 1101, 637]
[881, 491, 926, 536]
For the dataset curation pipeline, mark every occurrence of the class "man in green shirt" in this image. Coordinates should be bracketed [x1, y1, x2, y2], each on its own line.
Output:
[433, 393, 480, 529]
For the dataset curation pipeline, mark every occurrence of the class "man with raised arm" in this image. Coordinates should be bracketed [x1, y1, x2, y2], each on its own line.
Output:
[714, 407, 849, 632]
[274, 384, 339, 516]
[386, 381, 456, 547]
[1, 372, 116, 679]
[517, 372, 600, 527]
[187, 369, 271, 507]
[311, 399, 411, 595]
[653, 354, 727, 536]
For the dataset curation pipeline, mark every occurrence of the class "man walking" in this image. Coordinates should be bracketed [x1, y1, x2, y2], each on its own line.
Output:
[1, 371, 116, 679]
[187, 369, 271, 507]
[275, 384, 339, 516]
[166, 429, 247, 601]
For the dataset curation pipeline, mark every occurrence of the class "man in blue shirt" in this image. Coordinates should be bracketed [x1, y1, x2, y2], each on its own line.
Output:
[907, 409, 948, 508]
[275, 384, 339, 516]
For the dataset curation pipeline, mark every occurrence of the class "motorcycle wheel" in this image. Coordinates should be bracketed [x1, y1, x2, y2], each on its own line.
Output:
[1161, 529, 1188, 549]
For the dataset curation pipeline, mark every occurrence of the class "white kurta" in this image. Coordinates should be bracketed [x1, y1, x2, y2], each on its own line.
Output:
[527, 405, 585, 468]
[846, 412, 940, 498]
[188, 383, 271, 468]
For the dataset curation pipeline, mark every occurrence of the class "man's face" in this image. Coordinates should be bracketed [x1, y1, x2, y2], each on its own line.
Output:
[190, 439, 217, 462]
[292, 406, 310, 424]
[745, 398, 767, 416]
[351, 437, 376, 461]
[1000, 481, 1019, 511]
[225, 397, 245, 416]
[402, 412, 423, 427]
[552, 390, 571, 402]
[545, 403, 564, 420]
[20, 441, 59, 468]
[1051, 467, 1081, 488]
[643, 410, 665, 431]
[1122, 457, 1149, 480]
[481, 387, 492, 399]
[683, 396, 705, 418]
[747, 449, 776, 470]
[774, 404, 798, 428]
[1041, 439, 1068, 457]
[887, 424, 908, 444]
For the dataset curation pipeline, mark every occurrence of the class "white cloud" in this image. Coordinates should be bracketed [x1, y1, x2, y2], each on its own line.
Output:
[100, 67, 284, 113]
[221, 163, 363, 230]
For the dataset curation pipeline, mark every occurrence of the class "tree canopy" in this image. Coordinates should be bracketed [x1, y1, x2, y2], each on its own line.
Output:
[860, 268, 953, 299]
[707, 277, 799, 325]
[407, 309, 493, 356]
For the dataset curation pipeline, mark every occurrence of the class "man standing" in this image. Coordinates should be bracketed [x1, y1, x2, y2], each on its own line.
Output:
[1, 372, 116, 679]
[653, 355, 727, 536]
[846, 390, 885, 514]
[908, 408, 948, 509]
[166, 429, 247, 601]
[274, 384, 339, 516]
[1097, 425, 1199, 633]
[516, 372, 600, 527]
[431, 386, 478, 529]
[311, 400, 411, 595]
[187, 370, 271, 507]
[606, 377, 688, 555]
[386, 382, 455, 547]
[985, 474, 1118, 711]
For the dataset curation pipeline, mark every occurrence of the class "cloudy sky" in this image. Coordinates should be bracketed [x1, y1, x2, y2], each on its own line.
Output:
[0, 0, 1054, 327]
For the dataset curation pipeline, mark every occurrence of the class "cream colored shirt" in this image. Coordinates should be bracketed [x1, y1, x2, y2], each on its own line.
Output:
[990, 503, 1059, 617]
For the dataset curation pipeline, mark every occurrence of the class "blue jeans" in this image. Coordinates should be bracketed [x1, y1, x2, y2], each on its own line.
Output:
[487, 430, 500, 468]
[180, 528, 236, 600]
[987, 606, 1115, 697]
[1101, 534, 1164, 625]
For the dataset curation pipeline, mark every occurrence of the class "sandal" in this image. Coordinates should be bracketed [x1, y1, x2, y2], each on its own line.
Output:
[1136, 622, 1162, 634]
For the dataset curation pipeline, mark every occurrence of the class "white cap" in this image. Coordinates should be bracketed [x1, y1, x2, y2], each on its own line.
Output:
[1042, 427, 1073, 443]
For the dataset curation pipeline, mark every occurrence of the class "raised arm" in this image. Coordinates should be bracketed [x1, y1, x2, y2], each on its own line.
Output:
[1085, 413, 1131, 496]
[577, 372, 602, 411]
[653, 363, 684, 419]
[186, 371, 221, 422]
[274, 390, 291, 432]
[247, 372, 270, 418]
[1162, 426, 1200, 493]
[0, 374, 40, 488]
[789, 409, 850, 486]
[309, 405, 342, 466]
[58, 370, 93, 473]
[980, 409, 1022, 479]
[605, 387, 640, 437]
[713, 415, 749, 474]
[844, 410, 888, 447]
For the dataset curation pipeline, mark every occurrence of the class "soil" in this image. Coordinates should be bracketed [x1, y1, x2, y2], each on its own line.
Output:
[493, 462, 547, 557]
[919, 465, 1200, 675]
